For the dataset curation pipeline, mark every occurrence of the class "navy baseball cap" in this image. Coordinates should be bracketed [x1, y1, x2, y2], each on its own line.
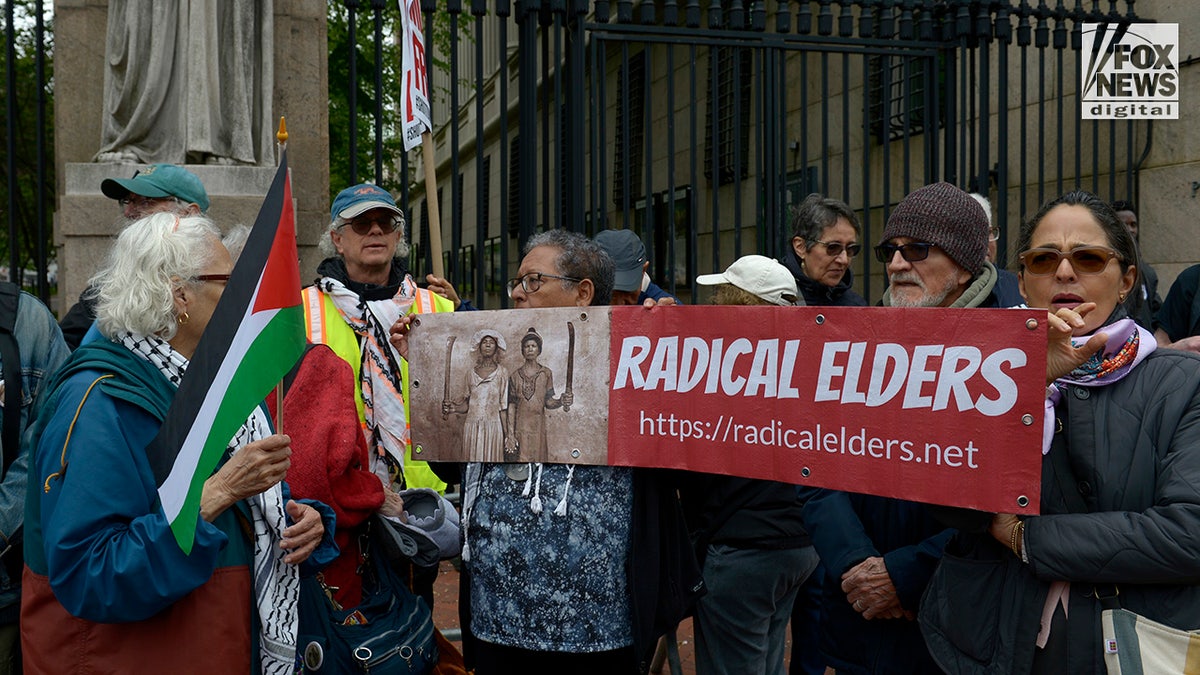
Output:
[101, 164, 210, 212]
[594, 229, 647, 292]
[330, 183, 403, 222]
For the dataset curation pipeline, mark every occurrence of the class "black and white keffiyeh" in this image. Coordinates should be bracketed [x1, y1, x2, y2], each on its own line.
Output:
[119, 332, 299, 674]
[315, 275, 416, 473]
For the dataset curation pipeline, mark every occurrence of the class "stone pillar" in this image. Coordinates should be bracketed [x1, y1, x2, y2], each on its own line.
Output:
[53, 0, 329, 312]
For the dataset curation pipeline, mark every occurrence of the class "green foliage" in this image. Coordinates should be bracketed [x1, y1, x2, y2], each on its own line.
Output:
[0, 1, 55, 293]
[326, 3, 407, 198]
[326, 4, 473, 200]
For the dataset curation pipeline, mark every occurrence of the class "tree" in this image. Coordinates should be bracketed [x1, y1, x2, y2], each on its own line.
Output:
[326, 3, 405, 197]
[0, 1, 54, 297]
[326, 3, 469, 200]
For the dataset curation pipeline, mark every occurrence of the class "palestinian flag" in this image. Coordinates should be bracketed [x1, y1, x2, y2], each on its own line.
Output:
[148, 152, 306, 553]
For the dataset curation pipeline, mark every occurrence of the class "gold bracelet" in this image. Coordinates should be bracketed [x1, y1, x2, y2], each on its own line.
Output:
[1009, 519, 1025, 558]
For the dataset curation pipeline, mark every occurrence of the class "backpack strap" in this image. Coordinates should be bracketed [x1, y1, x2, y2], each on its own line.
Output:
[0, 283, 22, 476]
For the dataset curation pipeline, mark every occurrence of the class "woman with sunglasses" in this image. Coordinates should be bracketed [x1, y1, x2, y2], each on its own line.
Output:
[782, 193, 868, 307]
[921, 191, 1200, 674]
[303, 183, 458, 606]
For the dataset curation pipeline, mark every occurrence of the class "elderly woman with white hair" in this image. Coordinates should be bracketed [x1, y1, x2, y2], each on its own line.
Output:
[443, 329, 511, 462]
[21, 213, 334, 674]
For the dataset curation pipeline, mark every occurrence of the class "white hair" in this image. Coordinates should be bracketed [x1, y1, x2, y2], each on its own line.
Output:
[223, 224, 252, 263]
[92, 213, 224, 340]
[317, 213, 411, 260]
[969, 193, 994, 228]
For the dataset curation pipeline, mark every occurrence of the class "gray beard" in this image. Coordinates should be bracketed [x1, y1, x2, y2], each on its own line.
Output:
[888, 272, 961, 308]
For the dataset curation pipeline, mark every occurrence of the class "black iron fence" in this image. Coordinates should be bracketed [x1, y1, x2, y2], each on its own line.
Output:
[383, 0, 1146, 308]
[3, 1, 1148, 308]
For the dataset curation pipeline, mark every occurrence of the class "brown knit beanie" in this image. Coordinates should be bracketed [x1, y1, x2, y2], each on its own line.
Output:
[880, 182, 989, 275]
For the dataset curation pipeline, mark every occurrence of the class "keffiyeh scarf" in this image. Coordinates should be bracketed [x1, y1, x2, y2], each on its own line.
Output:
[119, 333, 299, 675]
[315, 274, 419, 476]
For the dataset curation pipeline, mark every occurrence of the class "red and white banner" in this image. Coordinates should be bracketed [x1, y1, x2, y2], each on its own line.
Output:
[399, 0, 432, 151]
[408, 305, 1047, 514]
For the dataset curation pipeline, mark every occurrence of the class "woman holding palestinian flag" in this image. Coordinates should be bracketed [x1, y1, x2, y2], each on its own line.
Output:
[21, 214, 335, 674]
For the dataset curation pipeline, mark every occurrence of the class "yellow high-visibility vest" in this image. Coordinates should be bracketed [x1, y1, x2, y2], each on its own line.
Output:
[301, 283, 454, 492]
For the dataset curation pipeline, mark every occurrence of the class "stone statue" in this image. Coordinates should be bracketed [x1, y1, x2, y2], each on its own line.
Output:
[95, 0, 274, 166]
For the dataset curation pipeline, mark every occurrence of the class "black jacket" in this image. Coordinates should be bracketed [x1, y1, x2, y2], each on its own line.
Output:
[629, 469, 707, 673]
[781, 250, 868, 307]
[921, 347, 1200, 674]
[679, 475, 810, 552]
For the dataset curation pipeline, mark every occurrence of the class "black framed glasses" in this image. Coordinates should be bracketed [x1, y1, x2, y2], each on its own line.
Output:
[813, 240, 862, 258]
[506, 272, 582, 298]
[342, 215, 402, 235]
[194, 273, 231, 284]
[874, 242, 936, 264]
[1018, 246, 1120, 276]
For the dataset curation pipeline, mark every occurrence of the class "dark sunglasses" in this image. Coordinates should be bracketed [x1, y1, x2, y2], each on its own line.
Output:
[342, 215, 402, 236]
[1018, 246, 1120, 276]
[874, 242, 935, 263]
[194, 274, 231, 284]
[813, 240, 862, 257]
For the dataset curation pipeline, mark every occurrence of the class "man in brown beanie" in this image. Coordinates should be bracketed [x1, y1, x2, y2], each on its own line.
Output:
[799, 181, 1015, 675]
[874, 181, 1008, 309]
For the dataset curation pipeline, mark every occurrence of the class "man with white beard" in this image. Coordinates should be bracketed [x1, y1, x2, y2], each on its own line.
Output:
[876, 182, 1005, 310]
[798, 181, 1008, 675]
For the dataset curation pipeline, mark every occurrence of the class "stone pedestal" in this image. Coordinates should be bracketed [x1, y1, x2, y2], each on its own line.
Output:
[53, 0, 329, 314]
[58, 164, 287, 307]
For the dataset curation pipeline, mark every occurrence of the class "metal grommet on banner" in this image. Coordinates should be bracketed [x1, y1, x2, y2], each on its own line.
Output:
[800, 467, 811, 478]
[1017, 495, 1029, 508]
[579, 311, 589, 322]
[411, 316, 421, 327]
[413, 444, 423, 455]
[814, 314, 825, 325]
[1021, 413, 1034, 425]
[571, 448, 581, 458]
[411, 379, 420, 389]
[1025, 317, 1039, 330]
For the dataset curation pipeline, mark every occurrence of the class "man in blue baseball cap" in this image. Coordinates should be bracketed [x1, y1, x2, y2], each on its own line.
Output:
[59, 164, 212, 348]
[301, 183, 457, 608]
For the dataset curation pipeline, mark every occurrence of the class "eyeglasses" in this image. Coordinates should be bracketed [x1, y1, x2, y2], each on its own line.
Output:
[874, 242, 936, 263]
[341, 215, 402, 236]
[812, 240, 862, 258]
[1018, 246, 1121, 276]
[989, 226, 1001, 242]
[506, 272, 582, 297]
[119, 195, 178, 211]
[194, 273, 231, 284]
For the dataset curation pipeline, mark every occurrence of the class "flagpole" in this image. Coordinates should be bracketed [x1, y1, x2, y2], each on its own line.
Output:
[422, 130, 444, 278]
[274, 116, 289, 434]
